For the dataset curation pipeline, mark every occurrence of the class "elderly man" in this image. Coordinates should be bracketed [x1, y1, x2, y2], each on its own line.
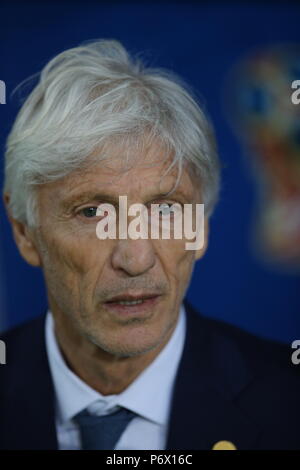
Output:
[0, 40, 299, 451]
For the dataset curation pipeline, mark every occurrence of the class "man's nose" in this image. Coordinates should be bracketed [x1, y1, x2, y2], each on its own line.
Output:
[111, 238, 156, 277]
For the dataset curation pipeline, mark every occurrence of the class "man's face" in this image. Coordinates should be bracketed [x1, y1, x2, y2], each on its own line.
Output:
[28, 144, 207, 357]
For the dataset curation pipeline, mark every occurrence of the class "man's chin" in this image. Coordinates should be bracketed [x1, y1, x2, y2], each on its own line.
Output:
[85, 323, 173, 359]
[88, 336, 162, 358]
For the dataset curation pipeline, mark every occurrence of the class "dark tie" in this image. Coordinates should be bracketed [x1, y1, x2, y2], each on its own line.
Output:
[73, 407, 136, 450]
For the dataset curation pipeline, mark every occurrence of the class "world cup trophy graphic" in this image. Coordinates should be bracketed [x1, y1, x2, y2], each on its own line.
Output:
[224, 45, 300, 269]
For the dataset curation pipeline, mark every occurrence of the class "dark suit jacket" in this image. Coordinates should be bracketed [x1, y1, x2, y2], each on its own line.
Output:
[0, 301, 299, 450]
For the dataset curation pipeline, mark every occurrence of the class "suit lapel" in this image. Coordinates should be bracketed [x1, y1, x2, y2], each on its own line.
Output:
[166, 302, 261, 450]
[1, 315, 58, 449]
[2, 305, 261, 450]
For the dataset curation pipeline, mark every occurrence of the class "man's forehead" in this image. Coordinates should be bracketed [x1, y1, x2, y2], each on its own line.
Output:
[64, 171, 194, 207]
[54, 155, 196, 200]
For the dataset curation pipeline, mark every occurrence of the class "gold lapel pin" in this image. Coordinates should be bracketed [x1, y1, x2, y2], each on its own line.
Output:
[212, 440, 237, 450]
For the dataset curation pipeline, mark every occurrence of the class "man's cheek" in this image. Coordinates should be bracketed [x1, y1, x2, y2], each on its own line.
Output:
[160, 242, 194, 286]
[43, 231, 90, 273]
[173, 250, 195, 285]
[168, 240, 194, 268]
[50, 239, 108, 297]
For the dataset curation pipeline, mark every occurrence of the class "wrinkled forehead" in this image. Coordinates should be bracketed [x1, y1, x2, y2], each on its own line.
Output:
[38, 139, 200, 205]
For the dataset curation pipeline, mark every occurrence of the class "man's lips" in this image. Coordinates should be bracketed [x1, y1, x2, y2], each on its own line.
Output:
[105, 292, 162, 303]
[103, 292, 163, 316]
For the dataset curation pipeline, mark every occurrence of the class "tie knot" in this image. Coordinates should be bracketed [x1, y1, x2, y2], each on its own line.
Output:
[74, 407, 136, 450]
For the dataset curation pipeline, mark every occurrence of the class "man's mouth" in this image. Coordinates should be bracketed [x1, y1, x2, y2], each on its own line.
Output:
[112, 299, 145, 306]
[104, 292, 162, 315]
[105, 292, 161, 304]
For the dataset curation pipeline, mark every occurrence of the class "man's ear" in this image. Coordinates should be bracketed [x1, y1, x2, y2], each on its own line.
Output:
[3, 193, 42, 267]
[195, 217, 209, 261]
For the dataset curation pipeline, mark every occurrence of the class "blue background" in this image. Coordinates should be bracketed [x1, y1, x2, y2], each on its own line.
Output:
[0, 1, 299, 342]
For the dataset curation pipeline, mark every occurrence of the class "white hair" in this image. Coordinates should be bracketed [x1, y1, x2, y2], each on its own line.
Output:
[4, 39, 220, 226]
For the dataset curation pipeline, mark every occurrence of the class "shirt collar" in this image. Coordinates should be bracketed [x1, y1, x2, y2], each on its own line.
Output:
[45, 306, 186, 426]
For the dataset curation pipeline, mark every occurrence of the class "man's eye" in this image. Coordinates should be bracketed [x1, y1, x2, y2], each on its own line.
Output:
[158, 203, 175, 216]
[80, 207, 98, 218]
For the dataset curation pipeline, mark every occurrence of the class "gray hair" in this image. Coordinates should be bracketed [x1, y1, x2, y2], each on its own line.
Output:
[4, 39, 220, 226]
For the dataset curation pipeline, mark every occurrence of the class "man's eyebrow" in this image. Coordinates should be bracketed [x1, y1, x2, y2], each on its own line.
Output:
[148, 188, 193, 202]
[61, 192, 120, 209]
[61, 187, 193, 209]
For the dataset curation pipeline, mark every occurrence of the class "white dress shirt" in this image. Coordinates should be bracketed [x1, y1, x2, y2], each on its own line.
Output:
[45, 306, 186, 450]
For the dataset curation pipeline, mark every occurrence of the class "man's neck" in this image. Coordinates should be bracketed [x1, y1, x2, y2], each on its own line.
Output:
[52, 314, 178, 395]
